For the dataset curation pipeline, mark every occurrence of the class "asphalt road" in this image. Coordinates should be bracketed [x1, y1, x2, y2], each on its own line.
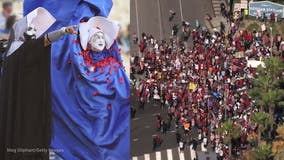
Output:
[130, 88, 217, 160]
[130, 89, 177, 156]
[130, 0, 214, 44]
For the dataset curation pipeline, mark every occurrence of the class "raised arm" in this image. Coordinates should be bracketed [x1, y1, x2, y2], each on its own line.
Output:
[44, 26, 77, 47]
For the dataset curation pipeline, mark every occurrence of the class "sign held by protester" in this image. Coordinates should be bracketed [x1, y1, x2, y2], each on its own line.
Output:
[247, 60, 265, 68]
[234, 51, 245, 58]
[234, 0, 248, 11]
[249, 1, 284, 18]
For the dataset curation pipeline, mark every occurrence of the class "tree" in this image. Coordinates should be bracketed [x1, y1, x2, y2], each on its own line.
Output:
[251, 111, 273, 143]
[249, 57, 284, 117]
[243, 142, 274, 160]
[253, 142, 274, 160]
[272, 126, 284, 160]
[218, 120, 241, 158]
[242, 149, 256, 160]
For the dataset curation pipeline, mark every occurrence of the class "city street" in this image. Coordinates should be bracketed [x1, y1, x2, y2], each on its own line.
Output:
[130, 0, 214, 40]
[130, 89, 217, 160]
[130, 90, 177, 156]
[130, 0, 216, 159]
[130, 0, 217, 160]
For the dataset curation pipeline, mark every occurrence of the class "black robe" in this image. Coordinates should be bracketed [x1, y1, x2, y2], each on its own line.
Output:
[0, 37, 51, 160]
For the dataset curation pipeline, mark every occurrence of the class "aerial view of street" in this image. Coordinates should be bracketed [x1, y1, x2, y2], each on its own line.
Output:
[130, 0, 284, 160]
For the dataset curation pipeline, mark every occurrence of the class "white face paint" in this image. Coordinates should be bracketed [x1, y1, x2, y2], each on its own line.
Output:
[26, 24, 37, 37]
[24, 24, 37, 40]
[89, 32, 106, 52]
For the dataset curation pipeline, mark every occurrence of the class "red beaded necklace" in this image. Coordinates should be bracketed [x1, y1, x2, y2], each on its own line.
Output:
[79, 49, 122, 73]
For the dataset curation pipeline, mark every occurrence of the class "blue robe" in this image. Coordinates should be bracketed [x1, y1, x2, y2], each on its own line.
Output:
[24, 1, 130, 160]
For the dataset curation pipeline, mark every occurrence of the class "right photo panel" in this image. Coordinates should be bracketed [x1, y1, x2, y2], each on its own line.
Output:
[130, 0, 284, 160]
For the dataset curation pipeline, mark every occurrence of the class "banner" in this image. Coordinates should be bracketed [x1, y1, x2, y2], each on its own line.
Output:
[249, 1, 284, 18]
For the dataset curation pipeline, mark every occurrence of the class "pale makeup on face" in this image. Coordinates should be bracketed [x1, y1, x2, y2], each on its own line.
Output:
[89, 32, 106, 52]
[26, 24, 37, 36]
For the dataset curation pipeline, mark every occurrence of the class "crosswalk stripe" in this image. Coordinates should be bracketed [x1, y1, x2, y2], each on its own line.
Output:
[189, 145, 196, 160]
[132, 147, 218, 160]
[179, 151, 185, 160]
[156, 151, 161, 160]
[144, 154, 150, 160]
[167, 149, 173, 160]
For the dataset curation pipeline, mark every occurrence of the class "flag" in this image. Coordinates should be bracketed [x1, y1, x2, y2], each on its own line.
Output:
[189, 82, 195, 90]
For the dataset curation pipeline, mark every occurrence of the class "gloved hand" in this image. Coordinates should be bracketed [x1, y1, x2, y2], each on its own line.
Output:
[62, 25, 77, 35]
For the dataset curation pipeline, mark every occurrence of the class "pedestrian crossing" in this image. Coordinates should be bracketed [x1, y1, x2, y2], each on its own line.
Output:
[166, 149, 173, 160]
[132, 147, 217, 160]
[132, 147, 194, 160]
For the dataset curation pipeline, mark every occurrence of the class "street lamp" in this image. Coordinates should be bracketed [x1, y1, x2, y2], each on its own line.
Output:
[270, 27, 273, 55]
[179, 0, 184, 21]
[157, 0, 163, 40]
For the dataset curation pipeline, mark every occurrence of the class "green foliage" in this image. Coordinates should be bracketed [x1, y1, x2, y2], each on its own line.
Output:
[269, 22, 280, 37]
[265, 57, 284, 79]
[218, 120, 241, 144]
[251, 111, 274, 133]
[281, 22, 284, 35]
[253, 142, 274, 160]
[246, 22, 260, 33]
[249, 57, 284, 111]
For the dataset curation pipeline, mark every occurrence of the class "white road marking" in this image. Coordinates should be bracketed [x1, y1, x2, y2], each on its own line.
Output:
[144, 125, 150, 128]
[132, 156, 138, 160]
[190, 145, 197, 160]
[179, 151, 185, 160]
[157, 0, 163, 40]
[144, 154, 150, 160]
[167, 149, 173, 160]
[156, 151, 162, 160]
[179, 0, 184, 21]
[152, 113, 160, 116]
[133, 117, 140, 121]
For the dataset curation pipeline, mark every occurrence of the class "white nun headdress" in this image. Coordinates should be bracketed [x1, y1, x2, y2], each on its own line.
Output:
[6, 7, 56, 57]
[79, 16, 120, 51]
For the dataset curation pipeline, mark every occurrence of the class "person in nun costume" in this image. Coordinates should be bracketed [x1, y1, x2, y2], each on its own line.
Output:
[0, 7, 76, 160]
[49, 17, 130, 159]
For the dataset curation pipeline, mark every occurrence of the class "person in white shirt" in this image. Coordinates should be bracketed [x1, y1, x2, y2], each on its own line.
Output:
[261, 23, 266, 33]
[0, 2, 13, 30]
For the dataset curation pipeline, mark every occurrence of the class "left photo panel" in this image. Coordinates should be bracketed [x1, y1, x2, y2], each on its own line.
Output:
[0, 0, 130, 160]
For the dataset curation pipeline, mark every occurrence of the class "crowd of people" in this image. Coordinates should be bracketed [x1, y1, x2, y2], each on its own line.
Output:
[131, 6, 284, 160]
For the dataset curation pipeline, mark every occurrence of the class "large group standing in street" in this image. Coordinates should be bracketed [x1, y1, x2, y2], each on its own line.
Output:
[131, 5, 284, 160]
